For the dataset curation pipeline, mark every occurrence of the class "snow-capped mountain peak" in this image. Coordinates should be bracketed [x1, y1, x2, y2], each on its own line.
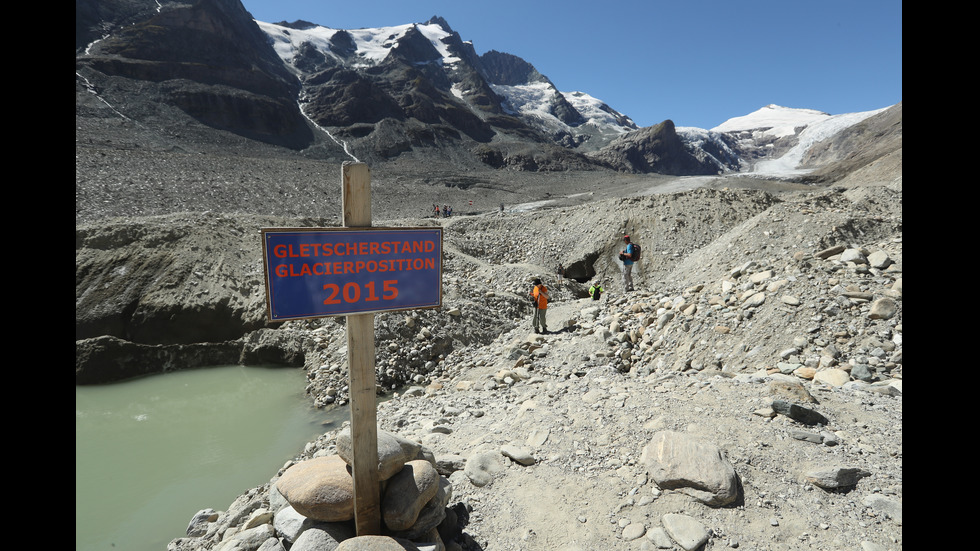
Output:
[711, 104, 831, 137]
[257, 20, 461, 68]
[255, 17, 636, 150]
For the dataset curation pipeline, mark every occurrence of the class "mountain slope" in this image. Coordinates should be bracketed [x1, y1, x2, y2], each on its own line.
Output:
[76, 0, 316, 149]
[798, 102, 903, 185]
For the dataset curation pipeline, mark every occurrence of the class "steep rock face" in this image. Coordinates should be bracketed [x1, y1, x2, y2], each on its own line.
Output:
[481, 50, 545, 86]
[76, 0, 149, 51]
[261, 15, 611, 166]
[79, 0, 294, 95]
[74, 212, 324, 383]
[301, 62, 498, 162]
[303, 67, 407, 127]
[590, 120, 722, 175]
[75, 0, 311, 148]
[481, 50, 586, 128]
[74, 213, 280, 346]
[430, 24, 504, 116]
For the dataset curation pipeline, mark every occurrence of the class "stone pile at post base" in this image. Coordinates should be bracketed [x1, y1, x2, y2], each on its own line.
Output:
[271, 428, 455, 550]
[175, 427, 461, 551]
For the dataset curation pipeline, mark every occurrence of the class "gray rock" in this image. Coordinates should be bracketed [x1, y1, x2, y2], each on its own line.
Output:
[661, 513, 709, 551]
[640, 431, 739, 506]
[256, 538, 287, 551]
[788, 428, 824, 443]
[805, 467, 871, 489]
[289, 523, 355, 551]
[389, 477, 452, 540]
[335, 535, 423, 550]
[780, 294, 801, 306]
[336, 428, 422, 481]
[243, 509, 274, 530]
[268, 484, 289, 514]
[275, 455, 354, 522]
[464, 450, 506, 487]
[186, 508, 218, 537]
[840, 248, 867, 264]
[501, 444, 536, 465]
[434, 454, 466, 476]
[382, 460, 440, 531]
[771, 400, 829, 426]
[863, 494, 902, 524]
[813, 368, 850, 387]
[851, 363, 876, 381]
[645, 526, 674, 548]
[869, 297, 899, 319]
[742, 291, 766, 308]
[273, 506, 318, 544]
[214, 524, 274, 551]
[867, 251, 892, 269]
[622, 522, 646, 541]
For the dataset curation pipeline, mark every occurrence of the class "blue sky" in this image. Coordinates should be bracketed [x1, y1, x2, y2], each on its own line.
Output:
[241, 0, 902, 130]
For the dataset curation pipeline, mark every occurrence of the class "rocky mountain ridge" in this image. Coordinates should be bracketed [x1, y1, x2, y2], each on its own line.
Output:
[75, 0, 894, 176]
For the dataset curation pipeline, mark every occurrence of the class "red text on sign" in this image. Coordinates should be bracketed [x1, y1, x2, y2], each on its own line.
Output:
[323, 280, 399, 305]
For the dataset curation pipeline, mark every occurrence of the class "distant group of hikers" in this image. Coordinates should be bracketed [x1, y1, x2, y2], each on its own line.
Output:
[528, 234, 639, 334]
[428, 202, 509, 217]
[432, 204, 453, 218]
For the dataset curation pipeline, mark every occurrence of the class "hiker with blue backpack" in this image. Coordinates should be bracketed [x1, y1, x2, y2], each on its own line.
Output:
[619, 235, 640, 292]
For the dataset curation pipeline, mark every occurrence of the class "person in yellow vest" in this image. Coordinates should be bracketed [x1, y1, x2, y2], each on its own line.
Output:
[529, 278, 549, 334]
[589, 281, 604, 300]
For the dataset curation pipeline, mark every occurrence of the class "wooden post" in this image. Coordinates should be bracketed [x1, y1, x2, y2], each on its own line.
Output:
[342, 162, 381, 536]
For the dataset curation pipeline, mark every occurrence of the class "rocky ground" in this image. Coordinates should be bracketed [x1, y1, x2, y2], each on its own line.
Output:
[150, 168, 899, 550]
[77, 126, 902, 550]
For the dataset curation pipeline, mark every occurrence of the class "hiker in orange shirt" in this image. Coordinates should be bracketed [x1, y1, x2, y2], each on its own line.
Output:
[530, 278, 549, 334]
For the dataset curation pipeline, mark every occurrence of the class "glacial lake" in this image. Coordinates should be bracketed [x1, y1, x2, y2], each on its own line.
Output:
[75, 365, 345, 551]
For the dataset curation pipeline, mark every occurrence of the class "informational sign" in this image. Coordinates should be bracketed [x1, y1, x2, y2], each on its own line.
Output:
[262, 227, 442, 320]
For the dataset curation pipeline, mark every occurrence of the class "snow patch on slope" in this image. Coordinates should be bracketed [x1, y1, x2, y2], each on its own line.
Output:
[564, 91, 636, 131]
[751, 107, 888, 175]
[490, 82, 557, 120]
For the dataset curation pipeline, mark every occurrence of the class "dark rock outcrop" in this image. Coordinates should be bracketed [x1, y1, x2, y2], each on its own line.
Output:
[75, 335, 243, 384]
[75, 330, 306, 384]
[590, 120, 723, 175]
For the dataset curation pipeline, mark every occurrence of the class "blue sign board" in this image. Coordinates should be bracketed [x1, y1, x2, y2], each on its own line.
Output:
[262, 227, 443, 320]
